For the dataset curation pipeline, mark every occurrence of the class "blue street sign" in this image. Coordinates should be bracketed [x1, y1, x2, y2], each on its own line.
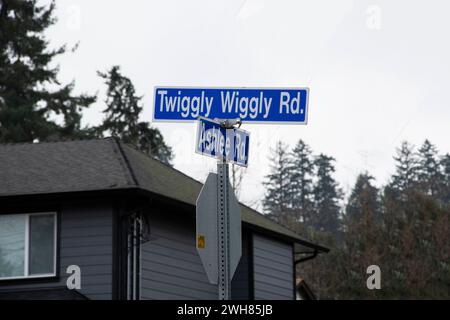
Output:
[196, 118, 250, 167]
[153, 87, 309, 124]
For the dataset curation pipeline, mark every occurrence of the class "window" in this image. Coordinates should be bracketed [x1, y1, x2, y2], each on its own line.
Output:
[0, 213, 57, 280]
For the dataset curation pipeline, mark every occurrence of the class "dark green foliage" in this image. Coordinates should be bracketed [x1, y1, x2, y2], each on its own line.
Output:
[97, 66, 142, 140]
[263, 142, 342, 234]
[290, 139, 314, 224]
[346, 173, 381, 222]
[0, 0, 95, 142]
[389, 141, 418, 194]
[96, 66, 173, 164]
[311, 154, 342, 235]
[417, 139, 444, 198]
[441, 154, 450, 203]
[380, 191, 449, 298]
[263, 141, 294, 222]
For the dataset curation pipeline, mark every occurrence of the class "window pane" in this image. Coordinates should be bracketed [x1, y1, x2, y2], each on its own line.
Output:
[0, 215, 25, 278]
[29, 214, 55, 275]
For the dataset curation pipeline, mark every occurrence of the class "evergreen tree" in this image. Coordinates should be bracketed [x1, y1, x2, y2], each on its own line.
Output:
[441, 154, 450, 203]
[0, 0, 95, 142]
[340, 173, 383, 298]
[97, 66, 173, 164]
[97, 66, 141, 141]
[346, 172, 381, 222]
[417, 140, 443, 197]
[311, 154, 342, 235]
[381, 191, 450, 298]
[263, 141, 293, 222]
[389, 141, 418, 194]
[290, 139, 314, 224]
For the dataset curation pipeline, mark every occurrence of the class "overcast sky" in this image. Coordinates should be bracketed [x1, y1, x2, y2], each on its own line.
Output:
[43, 0, 450, 210]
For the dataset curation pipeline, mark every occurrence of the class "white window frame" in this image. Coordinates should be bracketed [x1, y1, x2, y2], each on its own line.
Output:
[0, 212, 57, 281]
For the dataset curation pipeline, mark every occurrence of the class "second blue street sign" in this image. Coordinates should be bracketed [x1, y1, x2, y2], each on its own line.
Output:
[196, 117, 250, 167]
[153, 87, 309, 124]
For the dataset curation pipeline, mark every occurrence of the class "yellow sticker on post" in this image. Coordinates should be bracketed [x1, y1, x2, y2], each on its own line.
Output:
[197, 235, 205, 249]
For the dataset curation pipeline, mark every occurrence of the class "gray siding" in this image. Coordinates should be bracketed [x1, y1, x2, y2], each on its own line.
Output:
[253, 234, 293, 300]
[140, 208, 250, 300]
[231, 231, 249, 300]
[0, 202, 114, 300]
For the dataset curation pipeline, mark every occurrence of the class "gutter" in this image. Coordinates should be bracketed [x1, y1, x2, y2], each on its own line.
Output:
[295, 248, 320, 265]
[293, 247, 328, 300]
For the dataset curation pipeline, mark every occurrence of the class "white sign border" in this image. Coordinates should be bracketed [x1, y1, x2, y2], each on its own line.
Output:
[152, 86, 309, 125]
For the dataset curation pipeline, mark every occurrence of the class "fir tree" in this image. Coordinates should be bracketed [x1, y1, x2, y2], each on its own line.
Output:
[97, 66, 141, 141]
[311, 154, 342, 235]
[290, 139, 314, 224]
[263, 141, 294, 222]
[0, 0, 95, 142]
[390, 141, 418, 194]
[441, 154, 450, 203]
[346, 172, 381, 222]
[97, 66, 173, 164]
[417, 140, 443, 197]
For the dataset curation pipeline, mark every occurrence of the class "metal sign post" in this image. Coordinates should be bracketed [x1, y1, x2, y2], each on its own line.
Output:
[196, 119, 242, 301]
[217, 160, 230, 300]
[215, 119, 242, 300]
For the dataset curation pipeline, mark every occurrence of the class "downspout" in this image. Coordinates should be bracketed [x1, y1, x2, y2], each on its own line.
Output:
[135, 216, 141, 300]
[127, 223, 131, 300]
[293, 249, 319, 300]
[126, 212, 143, 300]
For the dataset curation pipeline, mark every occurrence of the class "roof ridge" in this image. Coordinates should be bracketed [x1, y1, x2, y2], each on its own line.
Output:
[119, 141, 205, 187]
[108, 137, 140, 187]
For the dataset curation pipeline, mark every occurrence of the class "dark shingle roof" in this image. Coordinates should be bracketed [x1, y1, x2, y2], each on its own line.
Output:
[0, 138, 134, 195]
[0, 138, 327, 250]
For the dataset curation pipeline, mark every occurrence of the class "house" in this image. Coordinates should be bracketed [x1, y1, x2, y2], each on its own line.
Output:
[0, 138, 328, 300]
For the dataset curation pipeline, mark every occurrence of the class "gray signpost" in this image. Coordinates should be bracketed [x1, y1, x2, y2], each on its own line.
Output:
[217, 162, 231, 300]
[196, 121, 242, 300]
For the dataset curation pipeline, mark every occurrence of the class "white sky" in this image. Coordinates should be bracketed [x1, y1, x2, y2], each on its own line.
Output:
[43, 0, 450, 210]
